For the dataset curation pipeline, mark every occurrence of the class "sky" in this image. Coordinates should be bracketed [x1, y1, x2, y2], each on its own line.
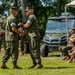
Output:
[0, 1, 2, 5]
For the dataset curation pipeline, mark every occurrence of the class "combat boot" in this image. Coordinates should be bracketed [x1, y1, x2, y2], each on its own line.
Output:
[0, 62, 9, 69]
[62, 56, 68, 60]
[34, 64, 43, 69]
[28, 64, 37, 69]
[62, 56, 70, 60]
[12, 64, 22, 69]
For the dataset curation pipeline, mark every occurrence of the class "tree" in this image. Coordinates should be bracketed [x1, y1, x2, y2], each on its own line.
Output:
[20, 0, 28, 23]
[0, 0, 72, 29]
[57, 0, 62, 16]
[13, 0, 18, 7]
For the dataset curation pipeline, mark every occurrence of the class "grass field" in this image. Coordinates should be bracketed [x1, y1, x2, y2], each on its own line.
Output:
[0, 50, 75, 75]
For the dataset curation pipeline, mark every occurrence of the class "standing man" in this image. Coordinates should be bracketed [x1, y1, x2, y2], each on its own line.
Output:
[24, 6, 43, 69]
[0, 7, 24, 69]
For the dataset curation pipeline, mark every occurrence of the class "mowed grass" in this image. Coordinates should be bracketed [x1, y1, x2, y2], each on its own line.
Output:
[0, 50, 75, 75]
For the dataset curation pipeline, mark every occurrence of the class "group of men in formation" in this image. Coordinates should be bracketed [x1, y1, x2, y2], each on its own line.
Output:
[0, 5, 75, 70]
[0, 6, 43, 69]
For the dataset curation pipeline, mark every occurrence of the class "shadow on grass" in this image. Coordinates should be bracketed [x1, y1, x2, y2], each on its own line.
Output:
[48, 55, 60, 57]
[43, 66, 74, 69]
[48, 51, 61, 57]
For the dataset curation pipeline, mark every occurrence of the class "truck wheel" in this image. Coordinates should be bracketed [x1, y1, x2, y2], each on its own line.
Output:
[40, 44, 49, 57]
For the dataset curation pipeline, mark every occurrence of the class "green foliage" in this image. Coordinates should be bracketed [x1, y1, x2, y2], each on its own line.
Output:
[61, 0, 70, 12]
[18, 9, 23, 22]
[28, 0, 42, 6]
[0, 0, 74, 30]
[0, 7, 4, 15]
[34, 6, 56, 30]
[28, 0, 57, 30]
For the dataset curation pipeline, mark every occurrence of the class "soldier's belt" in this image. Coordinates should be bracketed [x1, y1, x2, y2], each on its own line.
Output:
[28, 32, 37, 37]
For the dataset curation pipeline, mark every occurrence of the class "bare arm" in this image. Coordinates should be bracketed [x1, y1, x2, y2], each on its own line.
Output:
[12, 26, 25, 36]
[24, 23, 31, 28]
[12, 26, 20, 34]
[69, 38, 75, 42]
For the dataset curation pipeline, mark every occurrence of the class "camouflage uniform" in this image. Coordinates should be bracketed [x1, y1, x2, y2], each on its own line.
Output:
[2, 14, 19, 65]
[26, 14, 41, 65]
[60, 34, 75, 56]
[0, 25, 6, 52]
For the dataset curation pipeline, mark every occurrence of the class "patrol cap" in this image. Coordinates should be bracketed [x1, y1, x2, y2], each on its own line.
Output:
[25, 6, 33, 12]
[71, 27, 75, 30]
[10, 7, 18, 11]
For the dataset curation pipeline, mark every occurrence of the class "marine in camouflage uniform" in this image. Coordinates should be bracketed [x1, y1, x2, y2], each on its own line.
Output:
[0, 23, 6, 52]
[59, 28, 75, 60]
[24, 6, 43, 69]
[1, 7, 24, 69]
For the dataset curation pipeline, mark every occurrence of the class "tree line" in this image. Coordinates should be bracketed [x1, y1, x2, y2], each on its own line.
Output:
[0, 0, 73, 30]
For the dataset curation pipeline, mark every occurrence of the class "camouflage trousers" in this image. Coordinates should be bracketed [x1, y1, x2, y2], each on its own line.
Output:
[59, 45, 73, 56]
[0, 38, 6, 51]
[2, 40, 19, 65]
[20, 36, 27, 55]
[0, 40, 2, 50]
[28, 36, 41, 65]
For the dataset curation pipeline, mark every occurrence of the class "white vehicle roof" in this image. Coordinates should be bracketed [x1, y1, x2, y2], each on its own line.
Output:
[48, 16, 75, 20]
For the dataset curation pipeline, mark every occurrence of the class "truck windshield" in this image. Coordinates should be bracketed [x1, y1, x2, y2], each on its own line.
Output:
[46, 20, 74, 33]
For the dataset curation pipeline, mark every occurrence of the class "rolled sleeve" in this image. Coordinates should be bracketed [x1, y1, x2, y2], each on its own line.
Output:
[11, 22, 16, 27]
[26, 20, 32, 25]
